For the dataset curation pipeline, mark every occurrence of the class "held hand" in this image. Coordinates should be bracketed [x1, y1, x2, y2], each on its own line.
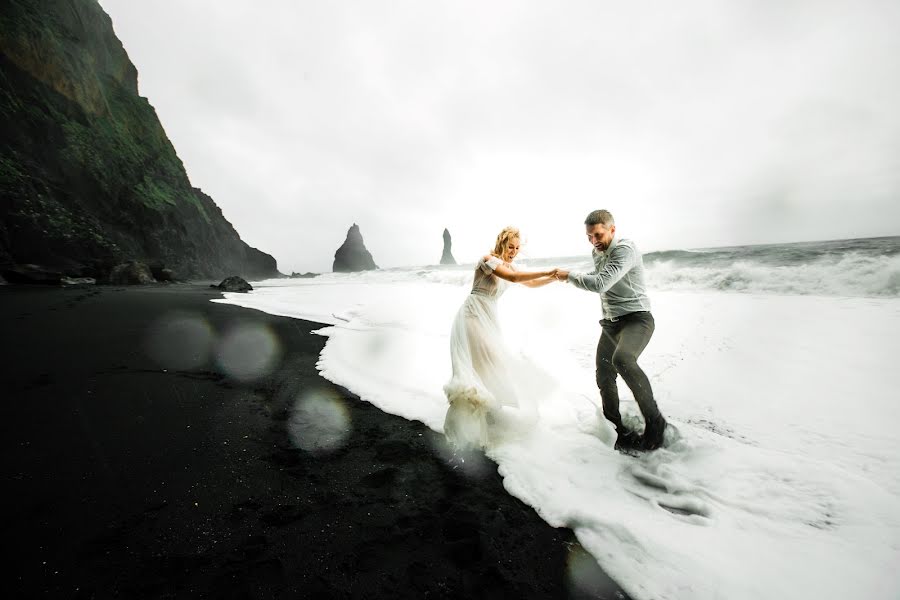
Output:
[555, 269, 569, 281]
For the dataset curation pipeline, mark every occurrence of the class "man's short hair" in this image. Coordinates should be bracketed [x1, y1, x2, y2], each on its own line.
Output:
[584, 210, 615, 226]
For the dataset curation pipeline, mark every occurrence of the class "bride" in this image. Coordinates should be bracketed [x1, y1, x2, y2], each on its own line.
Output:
[443, 226, 558, 449]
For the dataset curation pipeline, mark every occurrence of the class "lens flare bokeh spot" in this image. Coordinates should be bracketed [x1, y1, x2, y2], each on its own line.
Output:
[429, 430, 491, 479]
[288, 389, 351, 453]
[145, 311, 214, 370]
[215, 322, 281, 381]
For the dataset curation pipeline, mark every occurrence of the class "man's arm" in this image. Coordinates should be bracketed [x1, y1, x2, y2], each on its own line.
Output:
[556, 246, 637, 293]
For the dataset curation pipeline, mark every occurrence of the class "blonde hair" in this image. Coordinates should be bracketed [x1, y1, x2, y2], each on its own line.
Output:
[491, 226, 520, 263]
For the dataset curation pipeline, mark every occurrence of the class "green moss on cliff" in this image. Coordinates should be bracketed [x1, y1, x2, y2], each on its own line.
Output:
[10, 193, 120, 255]
[0, 154, 27, 187]
[0, 0, 134, 114]
[57, 78, 210, 222]
[0, 0, 272, 277]
[3, 0, 209, 222]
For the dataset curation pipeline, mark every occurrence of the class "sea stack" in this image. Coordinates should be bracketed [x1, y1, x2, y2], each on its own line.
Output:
[440, 228, 456, 265]
[333, 224, 378, 272]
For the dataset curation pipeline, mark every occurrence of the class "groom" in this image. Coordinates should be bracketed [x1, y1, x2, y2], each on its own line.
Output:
[555, 210, 668, 451]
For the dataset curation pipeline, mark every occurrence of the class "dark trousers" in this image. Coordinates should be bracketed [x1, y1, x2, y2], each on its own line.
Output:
[596, 311, 662, 430]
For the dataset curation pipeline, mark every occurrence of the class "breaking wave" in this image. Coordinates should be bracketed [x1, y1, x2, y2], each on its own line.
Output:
[645, 252, 900, 297]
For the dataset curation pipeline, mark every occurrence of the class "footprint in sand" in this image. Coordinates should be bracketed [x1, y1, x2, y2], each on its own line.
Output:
[624, 466, 713, 520]
[616, 434, 715, 523]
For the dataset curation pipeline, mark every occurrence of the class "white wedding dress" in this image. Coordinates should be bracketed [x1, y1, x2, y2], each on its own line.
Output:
[443, 256, 537, 449]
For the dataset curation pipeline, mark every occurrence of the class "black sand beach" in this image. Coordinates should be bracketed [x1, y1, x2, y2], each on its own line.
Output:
[1, 283, 629, 598]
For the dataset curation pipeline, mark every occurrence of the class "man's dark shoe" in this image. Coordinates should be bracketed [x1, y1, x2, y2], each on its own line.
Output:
[614, 428, 643, 452]
[640, 418, 668, 451]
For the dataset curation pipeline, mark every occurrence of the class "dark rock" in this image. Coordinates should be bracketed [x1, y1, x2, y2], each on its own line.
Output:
[146, 261, 178, 282]
[0, 264, 63, 285]
[147, 261, 167, 280]
[0, 1, 281, 281]
[214, 276, 253, 293]
[333, 224, 378, 273]
[289, 272, 318, 279]
[440, 228, 457, 265]
[108, 261, 155, 285]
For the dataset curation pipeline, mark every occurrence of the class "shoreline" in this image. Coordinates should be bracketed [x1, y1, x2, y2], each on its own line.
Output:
[1, 283, 629, 598]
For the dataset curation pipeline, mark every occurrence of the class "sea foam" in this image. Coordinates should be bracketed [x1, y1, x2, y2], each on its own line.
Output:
[214, 249, 900, 599]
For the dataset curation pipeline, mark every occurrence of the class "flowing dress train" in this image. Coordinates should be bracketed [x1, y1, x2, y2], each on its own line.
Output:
[443, 256, 529, 449]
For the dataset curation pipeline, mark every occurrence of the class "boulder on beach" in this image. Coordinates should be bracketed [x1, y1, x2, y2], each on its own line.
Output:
[214, 276, 253, 292]
[0, 264, 63, 285]
[290, 272, 319, 279]
[440, 228, 456, 265]
[333, 224, 378, 273]
[148, 262, 177, 282]
[108, 261, 155, 285]
[158, 268, 177, 282]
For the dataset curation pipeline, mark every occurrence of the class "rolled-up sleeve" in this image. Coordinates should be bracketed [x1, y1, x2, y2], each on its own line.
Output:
[567, 246, 636, 293]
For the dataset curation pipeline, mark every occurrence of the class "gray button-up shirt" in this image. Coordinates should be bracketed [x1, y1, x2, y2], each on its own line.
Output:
[566, 236, 651, 320]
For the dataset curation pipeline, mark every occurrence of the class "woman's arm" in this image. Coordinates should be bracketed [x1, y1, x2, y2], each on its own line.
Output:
[521, 276, 557, 288]
[487, 256, 556, 283]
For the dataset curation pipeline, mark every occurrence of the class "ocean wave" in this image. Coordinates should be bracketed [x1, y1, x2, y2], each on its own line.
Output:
[646, 252, 900, 297]
[407, 252, 900, 298]
[262, 240, 900, 299]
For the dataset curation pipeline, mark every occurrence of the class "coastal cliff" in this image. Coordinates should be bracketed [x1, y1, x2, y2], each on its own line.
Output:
[0, 0, 278, 279]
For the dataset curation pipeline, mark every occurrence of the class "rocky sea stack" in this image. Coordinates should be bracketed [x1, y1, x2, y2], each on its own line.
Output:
[440, 228, 456, 265]
[333, 223, 377, 273]
[0, 0, 279, 281]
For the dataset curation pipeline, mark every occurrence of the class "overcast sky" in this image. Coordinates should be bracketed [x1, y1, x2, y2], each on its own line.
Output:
[98, 0, 900, 273]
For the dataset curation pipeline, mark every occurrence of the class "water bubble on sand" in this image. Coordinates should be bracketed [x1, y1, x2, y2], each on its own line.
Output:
[288, 390, 351, 453]
[215, 323, 281, 381]
[145, 311, 214, 370]
[429, 432, 492, 479]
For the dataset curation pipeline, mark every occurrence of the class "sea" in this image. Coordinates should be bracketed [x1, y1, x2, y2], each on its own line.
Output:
[213, 236, 900, 600]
